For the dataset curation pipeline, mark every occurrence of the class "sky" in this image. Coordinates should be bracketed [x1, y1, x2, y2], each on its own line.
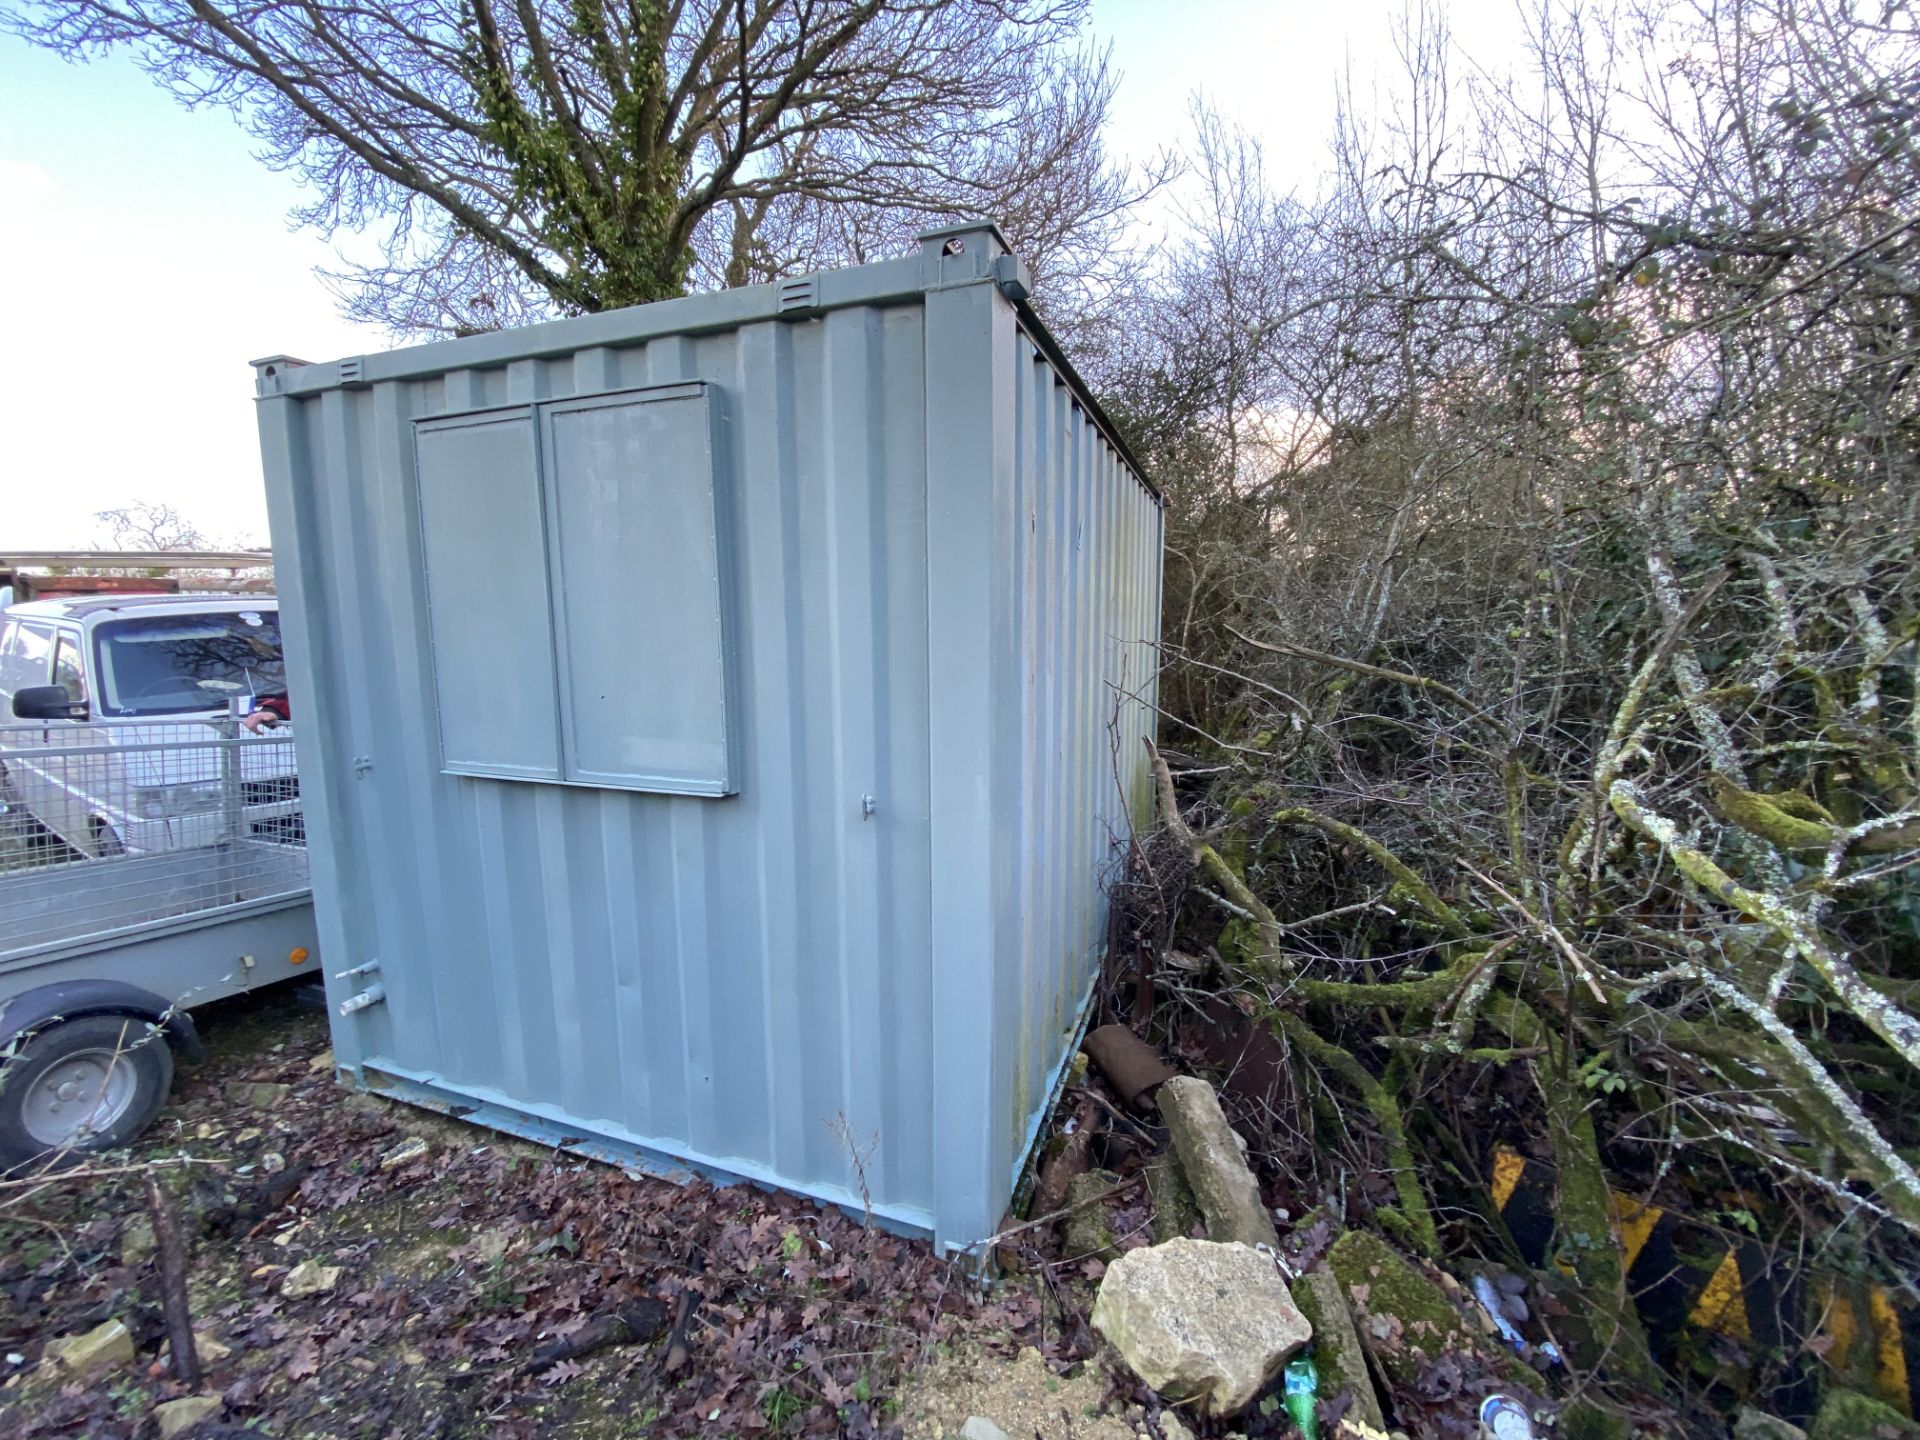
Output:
[0, 1, 1526, 550]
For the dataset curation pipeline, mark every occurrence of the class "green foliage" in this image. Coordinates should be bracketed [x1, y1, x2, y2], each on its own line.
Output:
[1581, 1066, 1630, 1098]
[761, 1384, 805, 1427]
[463, 0, 690, 310]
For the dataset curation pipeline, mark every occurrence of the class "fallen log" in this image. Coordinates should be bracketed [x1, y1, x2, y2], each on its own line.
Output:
[449, 1298, 673, 1384]
[524, 1300, 670, 1374]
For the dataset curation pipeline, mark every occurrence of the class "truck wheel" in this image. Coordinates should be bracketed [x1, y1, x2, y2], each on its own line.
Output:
[0, 1015, 174, 1172]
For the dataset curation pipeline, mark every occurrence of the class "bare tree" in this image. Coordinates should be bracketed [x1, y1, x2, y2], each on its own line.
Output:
[4, 0, 1167, 334]
[1102, 0, 1920, 1395]
[94, 501, 208, 549]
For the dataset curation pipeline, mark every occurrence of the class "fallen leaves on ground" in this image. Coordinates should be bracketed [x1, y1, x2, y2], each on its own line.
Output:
[0, 992, 1049, 1439]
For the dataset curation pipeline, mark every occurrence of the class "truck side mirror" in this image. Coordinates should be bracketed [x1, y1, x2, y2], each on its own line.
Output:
[12, 685, 88, 721]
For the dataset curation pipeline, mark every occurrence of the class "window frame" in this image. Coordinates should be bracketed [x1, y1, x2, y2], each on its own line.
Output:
[411, 380, 739, 798]
[51, 629, 87, 704]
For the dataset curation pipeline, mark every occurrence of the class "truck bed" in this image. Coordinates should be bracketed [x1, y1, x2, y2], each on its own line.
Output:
[0, 841, 311, 967]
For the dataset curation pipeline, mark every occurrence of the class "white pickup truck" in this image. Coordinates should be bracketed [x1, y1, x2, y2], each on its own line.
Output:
[0, 594, 298, 855]
[0, 594, 316, 1170]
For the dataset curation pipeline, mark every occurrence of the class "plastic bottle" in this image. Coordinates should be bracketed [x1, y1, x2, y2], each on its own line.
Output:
[1283, 1354, 1320, 1439]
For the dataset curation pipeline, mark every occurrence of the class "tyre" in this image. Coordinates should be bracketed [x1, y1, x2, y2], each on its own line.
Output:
[89, 817, 128, 858]
[0, 1015, 174, 1173]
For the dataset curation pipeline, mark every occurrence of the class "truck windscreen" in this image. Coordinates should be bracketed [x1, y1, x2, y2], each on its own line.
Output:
[91, 612, 286, 717]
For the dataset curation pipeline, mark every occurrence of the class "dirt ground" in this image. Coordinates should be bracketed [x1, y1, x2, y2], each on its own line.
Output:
[899, 1343, 1159, 1440]
[0, 986, 1087, 1439]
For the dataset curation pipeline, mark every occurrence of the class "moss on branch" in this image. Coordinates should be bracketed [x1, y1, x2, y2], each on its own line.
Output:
[1611, 780, 1920, 1076]
[1488, 993, 1656, 1381]
[1267, 1007, 1439, 1257]
[1646, 1009, 1920, 1233]
[1266, 807, 1473, 938]
[1292, 947, 1496, 1011]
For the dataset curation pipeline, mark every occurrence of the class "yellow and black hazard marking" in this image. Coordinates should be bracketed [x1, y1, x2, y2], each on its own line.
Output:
[1813, 1280, 1919, 1422]
[1488, 1147, 1918, 1419]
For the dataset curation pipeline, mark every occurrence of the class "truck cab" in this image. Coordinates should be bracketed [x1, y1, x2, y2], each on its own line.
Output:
[0, 594, 296, 856]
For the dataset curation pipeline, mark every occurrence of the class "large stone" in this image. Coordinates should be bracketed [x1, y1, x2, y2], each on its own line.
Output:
[120, 1215, 156, 1265]
[154, 1394, 225, 1439]
[43, 1319, 135, 1381]
[1325, 1231, 1473, 1386]
[1090, 1237, 1310, 1416]
[1290, 1268, 1385, 1431]
[1157, 1077, 1278, 1250]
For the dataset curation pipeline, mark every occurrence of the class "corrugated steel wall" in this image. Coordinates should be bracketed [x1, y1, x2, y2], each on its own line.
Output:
[261, 225, 1162, 1251]
[999, 324, 1163, 1183]
[264, 305, 942, 1232]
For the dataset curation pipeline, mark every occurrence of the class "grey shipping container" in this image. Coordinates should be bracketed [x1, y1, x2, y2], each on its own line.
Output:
[254, 221, 1163, 1253]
